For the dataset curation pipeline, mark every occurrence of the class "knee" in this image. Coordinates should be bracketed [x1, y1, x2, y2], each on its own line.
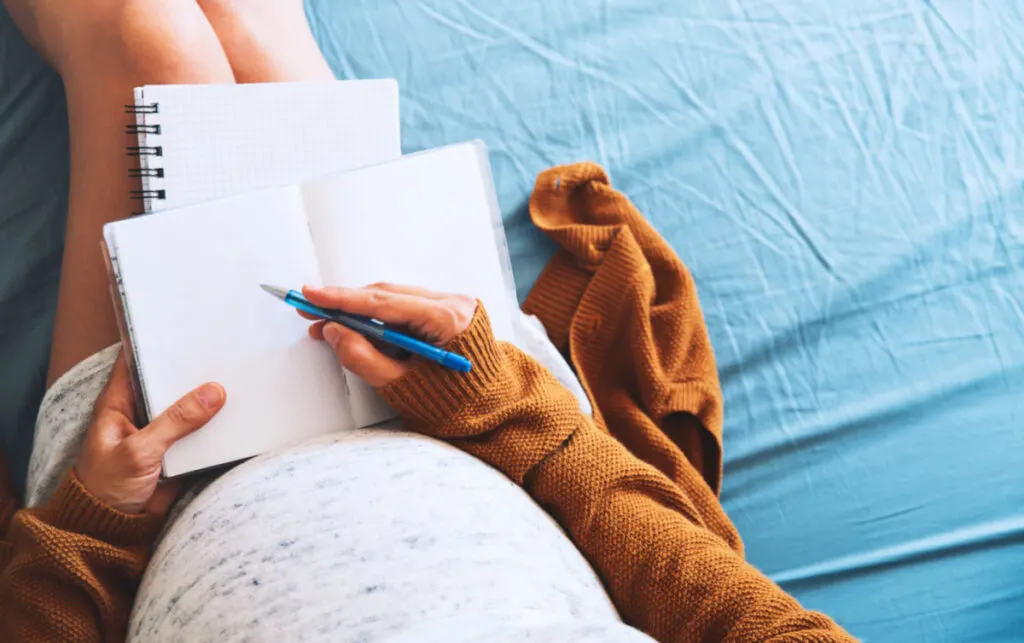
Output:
[115, 0, 233, 80]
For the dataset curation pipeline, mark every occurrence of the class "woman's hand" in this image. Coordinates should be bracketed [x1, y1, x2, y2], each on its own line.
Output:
[75, 354, 226, 514]
[302, 284, 477, 387]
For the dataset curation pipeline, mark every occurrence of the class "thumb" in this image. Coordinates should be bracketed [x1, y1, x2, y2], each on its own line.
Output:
[133, 382, 226, 457]
[323, 323, 408, 387]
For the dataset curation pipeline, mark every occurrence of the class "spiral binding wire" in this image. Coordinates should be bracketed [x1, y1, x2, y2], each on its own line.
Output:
[126, 103, 164, 213]
[124, 103, 159, 115]
[126, 124, 161, 135]
[126, 146, 163, 157]
[130, 189, 166, 200]
[128, 168, 164, 178]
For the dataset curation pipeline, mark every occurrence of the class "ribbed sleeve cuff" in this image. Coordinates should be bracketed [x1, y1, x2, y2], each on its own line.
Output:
[44, 470, 164, 546]
[380, 305, 505, 429]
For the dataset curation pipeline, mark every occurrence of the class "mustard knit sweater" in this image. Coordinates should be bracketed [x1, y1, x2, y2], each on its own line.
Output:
[0, 163, 854, 642]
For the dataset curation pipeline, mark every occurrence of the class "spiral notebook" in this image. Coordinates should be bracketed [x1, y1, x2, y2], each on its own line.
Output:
[127, 80, 401, 213]
[104, 142, 517, 477]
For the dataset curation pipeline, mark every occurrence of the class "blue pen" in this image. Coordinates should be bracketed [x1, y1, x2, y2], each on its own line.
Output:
[260, 284, 472, 373]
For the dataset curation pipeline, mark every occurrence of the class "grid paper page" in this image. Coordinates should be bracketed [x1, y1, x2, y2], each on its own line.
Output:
[133, 80, 400, 213]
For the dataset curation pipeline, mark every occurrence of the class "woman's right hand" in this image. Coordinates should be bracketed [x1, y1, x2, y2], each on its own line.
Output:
[301, 284, 478, 387]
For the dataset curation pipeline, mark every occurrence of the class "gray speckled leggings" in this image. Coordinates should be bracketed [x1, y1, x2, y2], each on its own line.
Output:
[27, 313, 652, 642]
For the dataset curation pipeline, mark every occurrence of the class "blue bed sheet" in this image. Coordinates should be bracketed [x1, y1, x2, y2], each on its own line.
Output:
[0, 10, 67, 494]
[2, 0, 1023, 639]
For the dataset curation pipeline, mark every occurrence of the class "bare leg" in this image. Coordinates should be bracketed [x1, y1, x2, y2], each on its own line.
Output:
[197, 0, 335, 82]
[3, 0, 236, 384]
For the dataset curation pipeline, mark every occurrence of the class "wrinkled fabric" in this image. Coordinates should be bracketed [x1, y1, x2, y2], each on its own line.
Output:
[0, 9, 68, 493]
[2, 0, 1023, 640]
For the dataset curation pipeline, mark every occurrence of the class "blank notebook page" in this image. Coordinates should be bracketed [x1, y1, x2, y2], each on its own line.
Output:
[107, 187, 353, 476]
[134, 80, 401, 213]
[302, 142, 516, 337]
[301, 142, 517, 426]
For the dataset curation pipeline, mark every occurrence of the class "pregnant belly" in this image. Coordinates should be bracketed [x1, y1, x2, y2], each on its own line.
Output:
[127, 427, 619, 642]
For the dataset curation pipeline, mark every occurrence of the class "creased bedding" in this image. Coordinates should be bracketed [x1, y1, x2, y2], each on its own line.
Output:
[1, 1, 1022, 639]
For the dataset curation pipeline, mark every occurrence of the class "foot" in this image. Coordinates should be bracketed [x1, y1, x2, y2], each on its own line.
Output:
[196, 0, 335, 82]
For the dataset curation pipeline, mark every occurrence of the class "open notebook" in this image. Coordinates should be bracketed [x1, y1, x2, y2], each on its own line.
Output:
[104, 141, 517, 477]
[129, 80, 401, 213]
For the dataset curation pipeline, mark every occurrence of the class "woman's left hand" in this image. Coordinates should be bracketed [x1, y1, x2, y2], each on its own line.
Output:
[74, 353, 226, 514]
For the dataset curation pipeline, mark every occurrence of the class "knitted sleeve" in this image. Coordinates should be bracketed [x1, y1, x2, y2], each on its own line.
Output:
[381, 306, 856, 643]
[0, 455, 18, 572]
[0, 470, 162, 643]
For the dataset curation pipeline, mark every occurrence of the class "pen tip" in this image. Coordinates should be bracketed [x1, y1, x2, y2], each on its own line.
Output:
[260, 284, 289, 300]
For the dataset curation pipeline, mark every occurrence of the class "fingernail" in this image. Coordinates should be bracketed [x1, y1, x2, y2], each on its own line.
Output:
[323, 323, 342, 349]
[197, 383, 224, 409]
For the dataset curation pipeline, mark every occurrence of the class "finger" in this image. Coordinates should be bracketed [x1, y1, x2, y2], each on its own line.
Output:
[308, 319, 327, 339]
[303, 285, 450, 328]
[311, 320, 407, 359]
[364, 282, 447, 300]
[297, 309, 322, 321]
[94, 352, 137, 423]
[322, 323, 409, 387]
[132, 382, 227, 454]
